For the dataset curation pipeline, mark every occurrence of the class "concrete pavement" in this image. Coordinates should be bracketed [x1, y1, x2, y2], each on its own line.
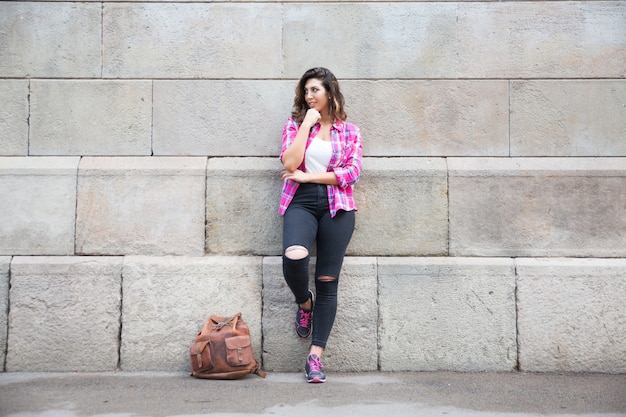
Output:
[1, 371, 625, 417]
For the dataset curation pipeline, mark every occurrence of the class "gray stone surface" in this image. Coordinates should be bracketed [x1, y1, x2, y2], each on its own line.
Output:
[449, 158, 626, 257]
[0, 2, 101, 78]
[511, 80, 626, 156]
[262, 256, 378, 372]
[120, 256, 263, 371]
[283, 2, 624, 79]
[153, 80, 292, 156]
[455, 2, 625, 78]
[283, 3, 457, 79]
[517, 258, 626, 374]
[0, 257, 9, 368]
[0, 157, 79, 255]
[206, 157, 284, 255]
[0, 80, 28, 155]
[344, 80, 509, 156]
[29, 80, 152, 156]
[102, 3, 283, 78]
[2, 2, 622, 81]
[350, 157, 448, 256]
[6, 256, 122, 371]
[76, 157, 206, 256]
[378, 257, 517, 372]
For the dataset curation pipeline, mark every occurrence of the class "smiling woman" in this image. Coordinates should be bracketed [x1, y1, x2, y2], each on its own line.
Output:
[278, 67, 363, 383]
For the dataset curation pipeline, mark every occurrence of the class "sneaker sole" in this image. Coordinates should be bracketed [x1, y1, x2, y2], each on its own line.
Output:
[295, 322, 312, 338]
[306, 376, 326, 383]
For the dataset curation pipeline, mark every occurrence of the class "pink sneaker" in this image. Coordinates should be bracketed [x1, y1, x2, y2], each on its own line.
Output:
[295, 290, 314, 338]
[305, 354, 326, 383]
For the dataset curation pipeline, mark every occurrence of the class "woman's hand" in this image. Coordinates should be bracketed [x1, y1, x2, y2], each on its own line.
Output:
[282, 169, 309, 183]
[302, 108, 321, 128]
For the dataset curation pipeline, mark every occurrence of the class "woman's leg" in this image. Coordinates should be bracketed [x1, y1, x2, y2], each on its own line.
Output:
[282, 205, 317, 306]
[310, 209, 356, 351]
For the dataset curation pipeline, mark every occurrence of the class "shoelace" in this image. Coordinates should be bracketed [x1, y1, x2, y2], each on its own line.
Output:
[299, 310, 312, 327]
[308, 356, 323, 373]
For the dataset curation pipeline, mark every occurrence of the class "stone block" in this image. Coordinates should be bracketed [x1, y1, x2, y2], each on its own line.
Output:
[153, 80, 292, 156]
[378, 257, 517, 372]
[517, 258, 626, 373]
[0, 157, 79, 255]
[455, 2, 625, 78]
[350, 158, 448, 256]
[449, 158, 626, 257]
[121, 256, 263, 372]
[76, 157, 206, 256]
[283, 3, 623, 79]
[30, 80, 152, 156]
[206, 157, 283, 255]
[0, 80, 28, 155]
[283, 3, 457, 79]
[344, 80, 509, 157]
[0, 257, 9, 368]
[511, 80, 626, 157]
[0, 2, 101, 78]
[262, 256, 378, 372]
[102, 3, 282, 78]
[6, 256, 122, 371]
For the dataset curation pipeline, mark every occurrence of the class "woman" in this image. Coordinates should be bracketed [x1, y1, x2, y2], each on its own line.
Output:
[279, 67, 363, 383]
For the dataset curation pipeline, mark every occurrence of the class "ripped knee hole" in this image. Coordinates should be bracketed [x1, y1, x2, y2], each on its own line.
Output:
[284, 245, 309, 260]
[317, 275, 336, 282]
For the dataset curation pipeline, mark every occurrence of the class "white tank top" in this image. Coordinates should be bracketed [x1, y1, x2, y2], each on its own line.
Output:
[305, 137, 332, 173]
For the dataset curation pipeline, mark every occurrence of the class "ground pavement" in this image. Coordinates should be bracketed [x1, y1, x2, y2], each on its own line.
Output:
[1, 371, 625, 417]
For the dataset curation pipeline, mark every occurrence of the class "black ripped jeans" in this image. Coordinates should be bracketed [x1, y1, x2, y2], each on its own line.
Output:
[282, 183, 355, 349]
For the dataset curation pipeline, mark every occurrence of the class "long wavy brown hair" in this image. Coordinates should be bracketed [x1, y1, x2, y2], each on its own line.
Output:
[291, 67, 347, 123]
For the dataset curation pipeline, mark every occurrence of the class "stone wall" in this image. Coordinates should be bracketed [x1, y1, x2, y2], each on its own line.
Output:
[1, 1, 625, 374]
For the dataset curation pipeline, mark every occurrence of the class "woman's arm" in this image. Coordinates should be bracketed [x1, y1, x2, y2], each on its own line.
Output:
[281, 169, 339, 185]
[281, 110, 320, 172]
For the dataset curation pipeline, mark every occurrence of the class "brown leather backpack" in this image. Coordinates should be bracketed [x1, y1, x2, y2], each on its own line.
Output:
[189, 312, 266, 379]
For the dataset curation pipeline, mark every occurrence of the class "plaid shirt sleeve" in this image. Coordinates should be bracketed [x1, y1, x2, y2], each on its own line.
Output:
[327, 121, 363, 217]
[278, 118, 301, 215]
[279, 118, 299, 162]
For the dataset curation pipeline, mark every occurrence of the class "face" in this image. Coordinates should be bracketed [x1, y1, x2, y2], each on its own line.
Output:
[304, 78, 329, 114]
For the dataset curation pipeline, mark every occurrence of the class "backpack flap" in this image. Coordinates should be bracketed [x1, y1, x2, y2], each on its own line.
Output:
[225, 335, 253, 366]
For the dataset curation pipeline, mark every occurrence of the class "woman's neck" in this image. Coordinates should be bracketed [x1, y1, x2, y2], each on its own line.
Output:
[319, 114, 333, 126]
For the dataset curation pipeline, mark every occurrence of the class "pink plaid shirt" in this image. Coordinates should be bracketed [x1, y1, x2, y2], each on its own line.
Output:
[279, 117, 363, 218]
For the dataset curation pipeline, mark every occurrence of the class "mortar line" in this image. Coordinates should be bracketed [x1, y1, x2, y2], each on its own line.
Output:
[260, 257, 266, 369]
[27, 80, 31, 156]
[203, 157, 209, 255]
[100, 2, 104, 79]
[151, 80, 155, 156]
[3, 257, 12, 372]
[280, 2, 285, 77]
[508, 80, 512, 157]
[4, 77, 619, 81]
[376, 256, 381, 371]
[514, 259, 521, 371]
[117, 259, 124, 370]
[73, 158, 81, 256]
[446, 157, 450, 256]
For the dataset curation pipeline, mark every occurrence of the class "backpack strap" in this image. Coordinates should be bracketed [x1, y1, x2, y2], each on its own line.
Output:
[253, 362, 267, 378]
